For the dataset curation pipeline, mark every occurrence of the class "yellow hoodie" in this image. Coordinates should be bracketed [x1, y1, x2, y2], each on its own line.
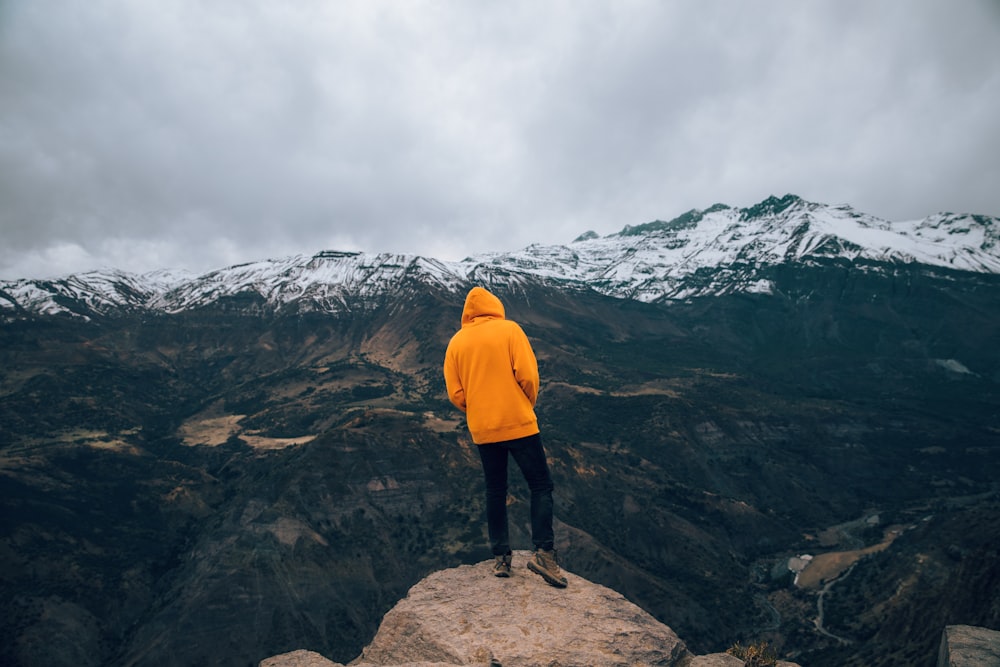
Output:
[443, 287, 540, 444]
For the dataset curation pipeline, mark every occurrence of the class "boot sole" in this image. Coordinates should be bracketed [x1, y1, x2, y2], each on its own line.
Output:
[527, 560, 567, 588]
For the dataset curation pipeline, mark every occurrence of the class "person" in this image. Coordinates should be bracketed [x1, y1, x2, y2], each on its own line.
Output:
[443, 286, 568, 588]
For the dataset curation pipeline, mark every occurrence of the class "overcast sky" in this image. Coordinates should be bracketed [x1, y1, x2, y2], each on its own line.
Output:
[2, 1, 999, 280]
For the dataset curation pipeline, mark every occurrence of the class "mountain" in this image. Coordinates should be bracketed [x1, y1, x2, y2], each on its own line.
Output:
[2, 194, 998, 319]
[1, 195, 999, 667]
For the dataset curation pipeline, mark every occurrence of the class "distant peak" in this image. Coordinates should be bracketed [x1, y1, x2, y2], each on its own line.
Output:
[573, 230, 599, 243]
[613, 204, 734, 238]
[313, 250, 363, 259]
[616, 210, 704, 237]
[740, 194, 805, 220]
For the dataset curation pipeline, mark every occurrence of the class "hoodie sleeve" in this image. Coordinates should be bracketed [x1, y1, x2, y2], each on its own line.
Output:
[443, 343, 467, 412]
[510, 323, 539, 406]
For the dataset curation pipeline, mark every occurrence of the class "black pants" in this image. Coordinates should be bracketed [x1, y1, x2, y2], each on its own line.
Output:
[477, 433, 555, 555]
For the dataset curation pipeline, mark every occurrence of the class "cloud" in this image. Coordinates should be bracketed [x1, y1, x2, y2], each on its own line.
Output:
[1, 0, 998, 279]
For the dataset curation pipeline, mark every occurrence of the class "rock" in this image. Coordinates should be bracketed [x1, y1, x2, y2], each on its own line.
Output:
[261, 650, 344, 667]
[686, 654, 743, 666]
[351, 551, 690, 667]
[686, 653, 801, 667]
[937, 625, 1000, 667]
[261, 554, 809, 667]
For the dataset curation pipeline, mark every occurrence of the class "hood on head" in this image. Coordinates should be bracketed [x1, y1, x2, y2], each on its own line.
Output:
[461, 286, 505, 326]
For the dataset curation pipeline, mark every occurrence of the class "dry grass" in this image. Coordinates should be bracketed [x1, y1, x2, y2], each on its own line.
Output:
[177, 413, 315, 450]
[796, 527, 906, 589]
[421, 411, 463, 433]
[241, 434, 316, 450]
[727, 639, 778, 666]
[178, 414, 245, 447]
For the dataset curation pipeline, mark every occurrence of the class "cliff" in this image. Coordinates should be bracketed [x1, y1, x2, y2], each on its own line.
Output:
[937, 625, 1000, 667]
[260, 552, 802, 667]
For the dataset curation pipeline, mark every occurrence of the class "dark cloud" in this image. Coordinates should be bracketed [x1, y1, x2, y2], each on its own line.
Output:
[1, 0, 998, 279]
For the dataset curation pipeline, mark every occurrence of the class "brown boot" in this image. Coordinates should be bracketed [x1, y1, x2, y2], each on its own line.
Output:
[527, 549, 567, 587]
[493, 553, 512, 578]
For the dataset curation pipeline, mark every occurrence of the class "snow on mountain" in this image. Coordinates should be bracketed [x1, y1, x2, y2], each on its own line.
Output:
[2, 195, 997, 319]
[0, 268, 193, 318]
[462, 195, 1000, 300]
[150, 251, 467, 314]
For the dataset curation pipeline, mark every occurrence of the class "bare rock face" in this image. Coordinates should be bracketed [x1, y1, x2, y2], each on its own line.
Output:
[260, 554, 808, 667]
[261, 650, 341, 667]
[260, 551, 691, 666]
[937, 625, 1000, 667]
[352, 551, 690, 667]
[685, 655, 743, 667]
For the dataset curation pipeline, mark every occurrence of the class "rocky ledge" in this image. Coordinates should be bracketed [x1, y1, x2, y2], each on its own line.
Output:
[260, 551, 801, 667]
[937, 625, 1000, 667]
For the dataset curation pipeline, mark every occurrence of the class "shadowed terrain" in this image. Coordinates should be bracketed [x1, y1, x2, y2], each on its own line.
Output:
[2, 262, 999, 666]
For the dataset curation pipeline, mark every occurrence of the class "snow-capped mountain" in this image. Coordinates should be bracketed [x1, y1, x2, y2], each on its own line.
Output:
[0, 267, 194, 318]
[2, 195, 998, 319]
[148, 251, 468, 314]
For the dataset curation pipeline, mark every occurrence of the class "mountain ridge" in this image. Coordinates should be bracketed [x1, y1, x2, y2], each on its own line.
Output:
[2, 194, 998, 320]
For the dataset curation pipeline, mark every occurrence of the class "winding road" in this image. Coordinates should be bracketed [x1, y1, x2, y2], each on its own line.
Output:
[813, 563, 856, 645]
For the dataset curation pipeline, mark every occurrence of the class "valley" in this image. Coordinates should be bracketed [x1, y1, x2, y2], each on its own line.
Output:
[2, 199, 999, 666]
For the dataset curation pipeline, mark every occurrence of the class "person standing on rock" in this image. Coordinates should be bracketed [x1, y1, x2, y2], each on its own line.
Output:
[443, 285, 568, 588]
